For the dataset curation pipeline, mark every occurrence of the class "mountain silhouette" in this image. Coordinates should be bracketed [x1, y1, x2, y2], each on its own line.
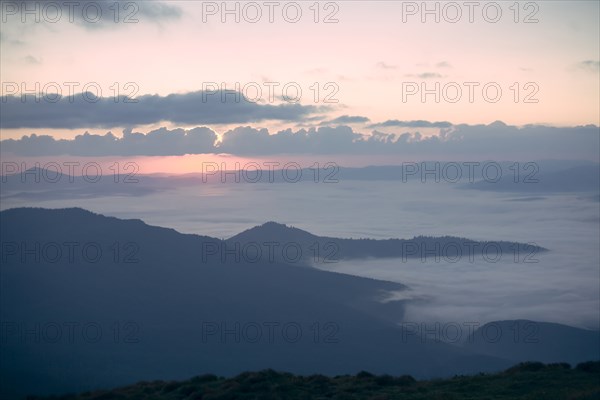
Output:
[0, 208, 591, 400]
[225, 221, 547, 265]
[464, 165, 600, 193]
[465, 320, 600, 365]
[229, 221, 318, 243]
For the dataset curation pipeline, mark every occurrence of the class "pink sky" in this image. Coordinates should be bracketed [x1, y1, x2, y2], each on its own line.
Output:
[1, 1, 598, 142]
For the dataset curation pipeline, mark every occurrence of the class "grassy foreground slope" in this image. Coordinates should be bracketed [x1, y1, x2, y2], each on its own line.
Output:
[31, 361, 600, 400]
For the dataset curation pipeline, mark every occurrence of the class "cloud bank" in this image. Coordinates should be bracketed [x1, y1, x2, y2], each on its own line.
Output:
[2, 122, 598, 161]
[0, 91, 323, 129]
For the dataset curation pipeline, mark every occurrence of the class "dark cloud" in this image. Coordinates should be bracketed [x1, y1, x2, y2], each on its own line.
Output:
[577, 60, 600, 72]
[370, 120, 453, 128]
[1, 127, 218, 156]
[376, 62, 398, 70]
[0, 31, 25, 46]
[0, 91, 323, 129]
[2, 123, 598, 160]
[136, 1, 182, 21]
[320, 115, 371, 125]
[406, 72, 444, 79]
[22, 55, 41, 65]
[218, 125, 363, 155]
[436, 62, 452, 68]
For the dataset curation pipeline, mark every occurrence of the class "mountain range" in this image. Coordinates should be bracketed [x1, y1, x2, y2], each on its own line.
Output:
[0, 208, 596, 399]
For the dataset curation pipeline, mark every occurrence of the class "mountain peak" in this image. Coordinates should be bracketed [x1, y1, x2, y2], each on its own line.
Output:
[260, 221, 289, 228]
[489, 120, 507, 127]
[227, 221, 317, 242]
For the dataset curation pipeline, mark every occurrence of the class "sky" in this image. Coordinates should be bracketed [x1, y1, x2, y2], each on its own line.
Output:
[0, 0, 599, 167]
[1, 4, 600, 393]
